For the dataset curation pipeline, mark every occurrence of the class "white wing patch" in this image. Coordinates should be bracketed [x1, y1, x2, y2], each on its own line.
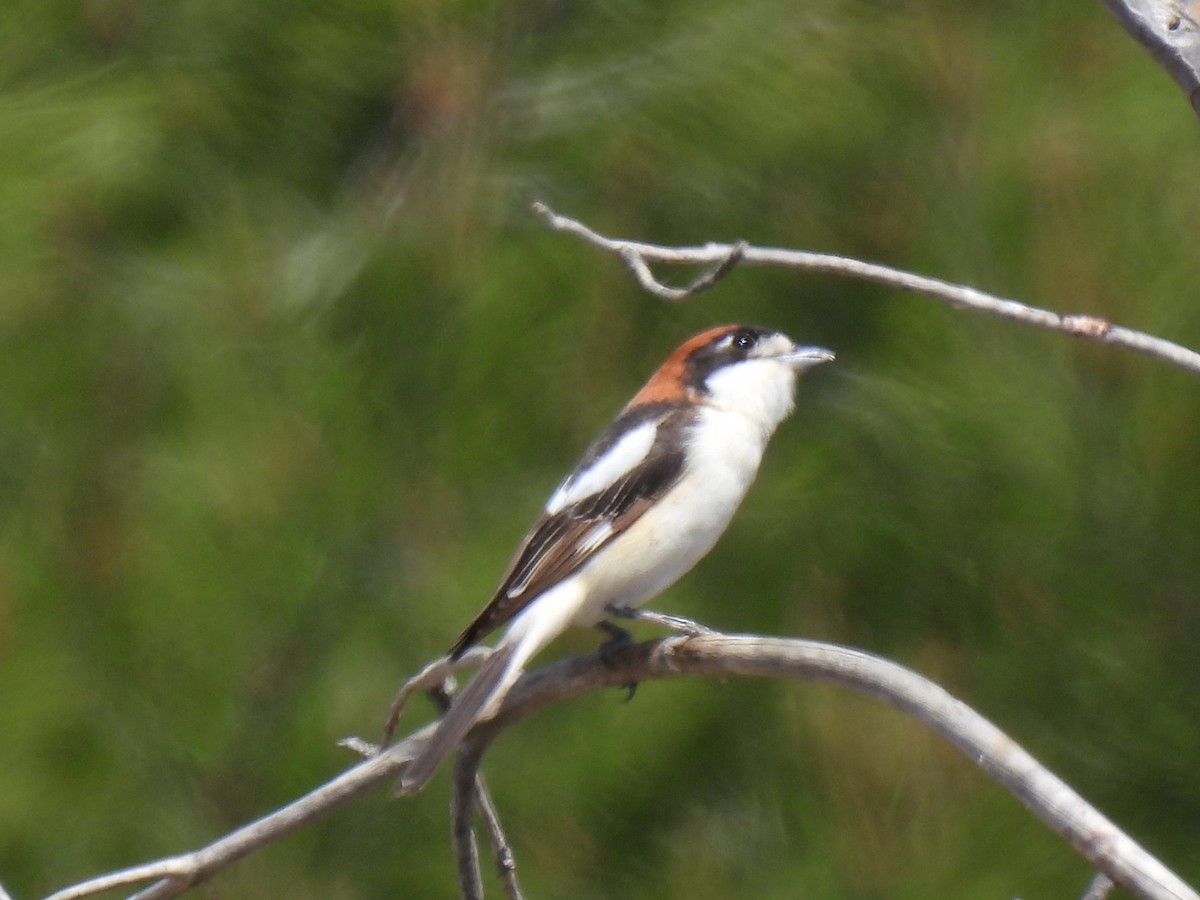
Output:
[576, 521, 613, 554]
[545, 418, 659, 515]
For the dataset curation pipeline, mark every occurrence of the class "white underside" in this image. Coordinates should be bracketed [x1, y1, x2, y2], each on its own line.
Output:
[505, 371, 794, 652]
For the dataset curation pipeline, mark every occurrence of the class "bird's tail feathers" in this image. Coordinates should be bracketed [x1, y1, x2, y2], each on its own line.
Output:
[398, 582, 585, 793]
[398, 641, 523, 792]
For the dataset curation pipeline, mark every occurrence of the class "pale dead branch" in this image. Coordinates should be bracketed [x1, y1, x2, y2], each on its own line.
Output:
[470, 774, 523, 900]
[41, 634, 1197, 900]
[531, 201, 1200, 376]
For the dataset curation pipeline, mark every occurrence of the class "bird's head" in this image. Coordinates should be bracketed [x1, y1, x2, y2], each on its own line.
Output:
[629, 325, 834, 430]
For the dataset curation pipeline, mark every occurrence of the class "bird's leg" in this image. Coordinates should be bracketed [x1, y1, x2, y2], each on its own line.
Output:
[595, 620, 639, 701]
[604, 604, 719, 637]
[596, 619, 634, 654]
[598, 607, 718, 702]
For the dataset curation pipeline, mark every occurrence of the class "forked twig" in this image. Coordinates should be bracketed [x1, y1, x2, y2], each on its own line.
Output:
[450, 748, 487, 900]
[471, 772, 523, 899]
[617, 241, 747, 300]
[381, 646, 494, 746]
[532, 201, 1200, 375]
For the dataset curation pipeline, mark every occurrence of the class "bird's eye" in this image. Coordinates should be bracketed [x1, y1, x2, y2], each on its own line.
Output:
[732, 331, 756, 350]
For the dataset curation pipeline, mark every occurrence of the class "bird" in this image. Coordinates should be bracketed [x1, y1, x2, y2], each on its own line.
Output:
[399, 324, 834, 791]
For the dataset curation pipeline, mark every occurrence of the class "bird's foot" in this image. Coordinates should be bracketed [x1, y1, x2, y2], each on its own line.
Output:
[596, 620, 639, 701]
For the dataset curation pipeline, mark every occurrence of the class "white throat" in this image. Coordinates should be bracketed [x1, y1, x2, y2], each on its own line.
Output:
[701, 358, 797, 441]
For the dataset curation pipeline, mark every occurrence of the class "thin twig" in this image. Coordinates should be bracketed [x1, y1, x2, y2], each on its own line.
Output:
[617, 240, 747, 300]
[451, 745, 486, 900]
[472, 775, 523, 900]
[381, 646, 494, 746]
[531, 201, 1200, 375]
[449, 755, 525, 900]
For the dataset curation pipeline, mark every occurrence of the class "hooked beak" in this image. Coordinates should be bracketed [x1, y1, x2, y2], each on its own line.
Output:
[782, 345, 836, 370]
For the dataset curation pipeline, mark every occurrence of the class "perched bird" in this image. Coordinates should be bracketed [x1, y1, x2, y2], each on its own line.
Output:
[400, 324, 833, 791]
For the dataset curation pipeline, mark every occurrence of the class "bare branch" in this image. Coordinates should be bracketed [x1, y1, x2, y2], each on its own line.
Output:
[532, 202, 1200, 375]
[472, 775, 524, 900]
[469, 635, 1199, 900]
[1100, 0, 1200, 116]
[42, 634, 1198, 900]
[450, 748, 486, 900]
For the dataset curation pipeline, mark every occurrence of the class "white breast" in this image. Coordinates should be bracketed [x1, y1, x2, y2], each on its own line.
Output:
[568, 401, 776, 626]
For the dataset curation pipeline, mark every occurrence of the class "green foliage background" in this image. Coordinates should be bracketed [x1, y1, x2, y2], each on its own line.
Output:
[1, 1, 1198, 897]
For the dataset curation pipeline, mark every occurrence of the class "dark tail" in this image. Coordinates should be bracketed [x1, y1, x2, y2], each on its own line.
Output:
[398, 640, 524, 792]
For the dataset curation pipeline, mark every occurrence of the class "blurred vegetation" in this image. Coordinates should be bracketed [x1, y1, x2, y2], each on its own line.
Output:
[1, 0, 1198, 897]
